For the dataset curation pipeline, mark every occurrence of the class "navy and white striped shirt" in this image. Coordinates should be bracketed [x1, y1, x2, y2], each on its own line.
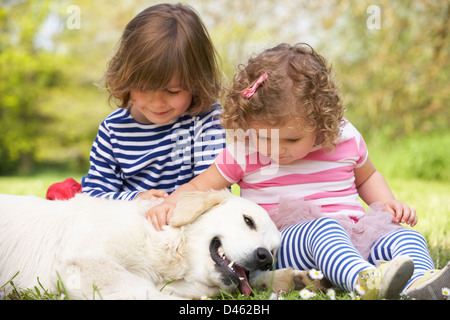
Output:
[82, 105, 225, 200]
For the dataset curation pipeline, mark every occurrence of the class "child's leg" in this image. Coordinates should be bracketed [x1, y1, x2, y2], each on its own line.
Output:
[276, 217, 374, 292]
[368, 229, 435, 289]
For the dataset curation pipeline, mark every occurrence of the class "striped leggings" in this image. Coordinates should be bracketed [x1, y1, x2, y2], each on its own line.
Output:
[276, 217, 435, 292]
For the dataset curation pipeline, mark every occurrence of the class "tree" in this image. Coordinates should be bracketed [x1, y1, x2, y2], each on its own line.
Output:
[1, 0, 448, 175]
[311, 0, 450, 138]
[0, 0, 65, 173]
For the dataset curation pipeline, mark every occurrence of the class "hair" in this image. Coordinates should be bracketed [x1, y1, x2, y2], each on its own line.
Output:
[104, 3, 222, 115]
[223, 43, 345, 151]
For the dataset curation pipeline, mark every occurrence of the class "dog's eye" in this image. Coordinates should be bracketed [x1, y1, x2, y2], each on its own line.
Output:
[243, 215, 255, 229]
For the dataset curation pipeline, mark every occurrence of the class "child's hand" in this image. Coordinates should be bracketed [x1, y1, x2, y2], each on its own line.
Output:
[145, 202, 176, 232]
[383, 200, 418, 227]
[135, 189, 169, 201]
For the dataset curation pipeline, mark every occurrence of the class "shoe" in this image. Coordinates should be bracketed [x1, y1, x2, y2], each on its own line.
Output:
[404, 261, 450, 300]
[358, 255, 414, 300]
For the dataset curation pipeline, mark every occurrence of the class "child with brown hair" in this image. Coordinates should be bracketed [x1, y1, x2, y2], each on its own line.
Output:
[147, 43, 449, 299]
[81, 3, 225, 202]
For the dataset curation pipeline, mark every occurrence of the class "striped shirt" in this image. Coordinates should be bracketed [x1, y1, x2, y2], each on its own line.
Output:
[215, 120, 368, 220]
[82, 105, 225, 200]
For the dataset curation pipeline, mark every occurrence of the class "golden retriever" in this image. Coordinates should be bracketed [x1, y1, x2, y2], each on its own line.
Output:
[0, 190, 328, 299]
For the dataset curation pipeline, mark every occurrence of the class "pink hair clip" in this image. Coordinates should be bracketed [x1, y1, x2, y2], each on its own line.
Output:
[241, 72, 268, 99]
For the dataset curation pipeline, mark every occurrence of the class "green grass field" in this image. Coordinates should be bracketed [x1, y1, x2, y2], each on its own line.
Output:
[0, 171, 448, 300]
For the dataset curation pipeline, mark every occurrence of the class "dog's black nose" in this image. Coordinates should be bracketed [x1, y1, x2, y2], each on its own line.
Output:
[255, 248, 273, 270]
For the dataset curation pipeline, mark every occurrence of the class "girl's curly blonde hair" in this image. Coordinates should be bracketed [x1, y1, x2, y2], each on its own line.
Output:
[222, 43, 345, 151]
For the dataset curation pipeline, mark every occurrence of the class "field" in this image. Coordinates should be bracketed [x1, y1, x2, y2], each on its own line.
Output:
[0, 170, 448, 300]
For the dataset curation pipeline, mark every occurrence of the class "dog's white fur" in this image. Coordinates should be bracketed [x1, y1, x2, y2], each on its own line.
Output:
[0, 190, 288, 299]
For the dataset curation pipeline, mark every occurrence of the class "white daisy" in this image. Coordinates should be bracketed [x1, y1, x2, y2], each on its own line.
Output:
[326, 288, 336, 300]
[308, 268, 324, 280]
[349, 291, 361, 300]
[268, 292, 278, 300]
[355, 285, 365, 296]
[442, 287, 450, 297]
[299, 288, 313, 300]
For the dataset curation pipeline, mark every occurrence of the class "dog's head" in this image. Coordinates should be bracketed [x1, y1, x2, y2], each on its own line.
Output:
[169, 190, 281, 296]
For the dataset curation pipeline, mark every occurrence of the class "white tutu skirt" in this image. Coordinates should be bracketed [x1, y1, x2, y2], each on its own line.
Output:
[267, 197, 404, 259]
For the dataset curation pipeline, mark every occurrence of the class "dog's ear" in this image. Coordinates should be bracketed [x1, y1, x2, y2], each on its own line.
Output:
[169, 190, 229, 227]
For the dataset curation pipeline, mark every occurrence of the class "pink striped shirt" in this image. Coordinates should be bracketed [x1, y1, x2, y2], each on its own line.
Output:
[215, 120, 368, 220]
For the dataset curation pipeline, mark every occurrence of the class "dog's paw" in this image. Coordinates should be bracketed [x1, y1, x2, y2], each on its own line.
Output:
[258, 268, 334, 294]
[293, 270, 333, 291]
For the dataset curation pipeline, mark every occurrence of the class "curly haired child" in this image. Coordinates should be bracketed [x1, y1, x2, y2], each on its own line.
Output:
[81, 3, 225, 207]
[147, 43, 449, 299]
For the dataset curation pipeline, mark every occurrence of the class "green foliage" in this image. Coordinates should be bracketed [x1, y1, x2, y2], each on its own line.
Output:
[0, 0, 448, 181]
[0, 1, 63, 173]
[0, 0, 112, 174]
[324, 1, 450, 138]
[0, 49, 65, 173]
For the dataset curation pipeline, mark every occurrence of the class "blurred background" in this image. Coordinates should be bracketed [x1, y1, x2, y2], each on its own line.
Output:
[1, 0, 448, 179]
[0, 0, 449, 263]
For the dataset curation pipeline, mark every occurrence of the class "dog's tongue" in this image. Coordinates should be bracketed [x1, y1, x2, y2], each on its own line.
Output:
[234, 265, 251, 296]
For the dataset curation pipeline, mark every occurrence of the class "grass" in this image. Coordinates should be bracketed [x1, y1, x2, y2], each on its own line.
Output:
[387, 178, 450, 268]
[0, 169, 85, 199]
[0, 172, 449, 300]
[1, 271, 68, 300]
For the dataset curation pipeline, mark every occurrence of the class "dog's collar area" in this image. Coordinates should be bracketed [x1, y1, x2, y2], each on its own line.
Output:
[209, 237, 252, 296]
